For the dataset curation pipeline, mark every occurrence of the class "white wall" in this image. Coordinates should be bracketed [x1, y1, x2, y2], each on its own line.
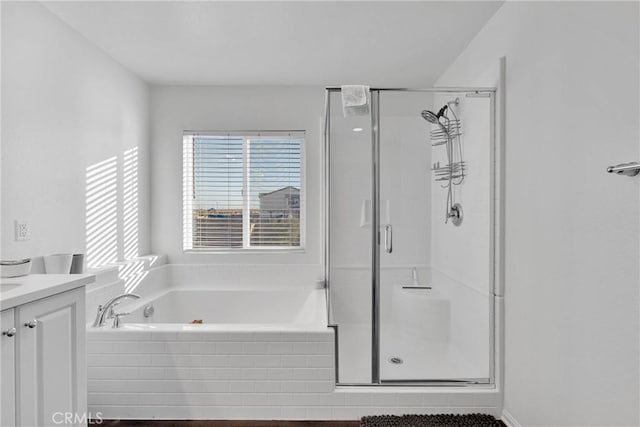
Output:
[150, 86, 324, 269]
[437, 2, 639, 426]
[1, 2, 150, 267]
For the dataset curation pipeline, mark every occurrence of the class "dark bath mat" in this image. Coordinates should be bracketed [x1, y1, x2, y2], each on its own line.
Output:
[361, 414, 506, 427]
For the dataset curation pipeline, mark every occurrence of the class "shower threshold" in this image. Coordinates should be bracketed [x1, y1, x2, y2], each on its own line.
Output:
[336, 379, 492, 387]
[381, 378, 490, 385]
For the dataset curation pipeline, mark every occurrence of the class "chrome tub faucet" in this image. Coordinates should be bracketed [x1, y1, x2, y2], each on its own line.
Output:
[92, 293, 140, 327]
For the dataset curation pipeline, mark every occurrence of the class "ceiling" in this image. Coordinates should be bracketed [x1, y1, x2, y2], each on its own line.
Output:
[42, 1, 503, 86]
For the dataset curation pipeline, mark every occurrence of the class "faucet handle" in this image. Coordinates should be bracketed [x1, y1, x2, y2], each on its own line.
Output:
[112, 311, 131, 329]
[92, 304, 104, 328]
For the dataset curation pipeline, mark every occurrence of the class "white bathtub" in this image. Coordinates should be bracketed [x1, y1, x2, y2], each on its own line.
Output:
[121, 288, 327, 329]
[87, 285, 335, 419]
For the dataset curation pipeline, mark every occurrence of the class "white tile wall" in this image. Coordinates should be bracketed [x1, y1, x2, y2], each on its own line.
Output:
[87, 328, 500, 420]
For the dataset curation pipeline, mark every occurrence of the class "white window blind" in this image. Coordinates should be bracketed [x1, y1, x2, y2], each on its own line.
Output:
[183, 131, 305, 251]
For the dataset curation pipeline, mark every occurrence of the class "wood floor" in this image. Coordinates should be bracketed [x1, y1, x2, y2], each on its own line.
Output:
[101, 421, 359, 427]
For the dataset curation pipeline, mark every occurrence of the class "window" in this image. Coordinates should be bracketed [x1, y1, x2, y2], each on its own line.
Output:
[183, 131, 305, 251]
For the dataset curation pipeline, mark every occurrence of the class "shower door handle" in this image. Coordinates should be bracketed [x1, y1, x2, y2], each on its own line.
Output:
[384, 224, 393, 254]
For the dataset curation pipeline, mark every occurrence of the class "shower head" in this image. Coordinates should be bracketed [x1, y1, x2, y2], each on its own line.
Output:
[421, 105, 448, 123]
[421, 110, 440, 124]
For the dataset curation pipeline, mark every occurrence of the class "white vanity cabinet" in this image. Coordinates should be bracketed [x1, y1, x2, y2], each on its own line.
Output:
[1, 308, 16, 426]
[1, 285, 86, 427]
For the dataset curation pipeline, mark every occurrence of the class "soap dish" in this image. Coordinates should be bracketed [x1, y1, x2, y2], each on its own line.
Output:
[0, 259, 32, 278]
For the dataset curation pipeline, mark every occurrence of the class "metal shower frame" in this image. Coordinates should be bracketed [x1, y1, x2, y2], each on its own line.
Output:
[323, 86, 501, 387]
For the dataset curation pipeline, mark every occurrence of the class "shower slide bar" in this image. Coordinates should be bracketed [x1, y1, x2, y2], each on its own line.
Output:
[607, 162, 640, 176]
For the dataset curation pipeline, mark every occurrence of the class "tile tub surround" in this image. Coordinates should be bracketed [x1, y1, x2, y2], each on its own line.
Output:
[87, 329, 501, 420]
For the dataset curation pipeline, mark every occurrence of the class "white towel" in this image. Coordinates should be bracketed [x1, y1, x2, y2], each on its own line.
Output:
[341, 85, 370, 117]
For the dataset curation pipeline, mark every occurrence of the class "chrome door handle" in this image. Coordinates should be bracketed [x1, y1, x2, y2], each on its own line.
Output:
[24, 319, 37, 329]
[2, 327, 16, 337]
[384, 224, 393, 254]
[607, 162, 640, 176]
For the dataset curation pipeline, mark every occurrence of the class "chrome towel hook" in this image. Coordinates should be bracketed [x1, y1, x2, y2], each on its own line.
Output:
[607, 162, 640, 177]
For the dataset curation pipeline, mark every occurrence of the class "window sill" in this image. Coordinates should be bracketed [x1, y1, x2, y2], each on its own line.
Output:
[183, 248, 306, 255]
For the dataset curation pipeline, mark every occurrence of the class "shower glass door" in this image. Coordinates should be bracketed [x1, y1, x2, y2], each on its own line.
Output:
[378, 90, 492, 383]
[326, 88, 494, 385]
[377, 90, 438, 381]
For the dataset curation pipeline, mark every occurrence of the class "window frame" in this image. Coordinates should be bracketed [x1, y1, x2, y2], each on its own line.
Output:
[182, 131, 306, 254]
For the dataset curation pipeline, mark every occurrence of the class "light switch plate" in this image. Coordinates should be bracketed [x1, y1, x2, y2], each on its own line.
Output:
[15, 220, 30, 241]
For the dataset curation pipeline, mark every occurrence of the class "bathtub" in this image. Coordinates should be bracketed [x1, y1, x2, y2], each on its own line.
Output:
[87, 285, 337, 419]
[121, 287, 327, 329]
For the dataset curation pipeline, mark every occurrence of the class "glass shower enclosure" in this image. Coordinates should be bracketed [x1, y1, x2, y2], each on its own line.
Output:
[324, 87, 496, 385]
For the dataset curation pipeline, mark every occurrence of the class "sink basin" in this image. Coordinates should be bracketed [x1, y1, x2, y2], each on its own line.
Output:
[0, 283, 22, 292]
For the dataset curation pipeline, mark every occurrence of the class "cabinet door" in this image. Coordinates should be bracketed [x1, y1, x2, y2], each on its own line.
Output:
[1, 309, 16, 427]
[17, 288, 86, 427]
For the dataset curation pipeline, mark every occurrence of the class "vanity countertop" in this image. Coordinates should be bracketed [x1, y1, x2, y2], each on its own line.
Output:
[0, 274, 94, 310]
